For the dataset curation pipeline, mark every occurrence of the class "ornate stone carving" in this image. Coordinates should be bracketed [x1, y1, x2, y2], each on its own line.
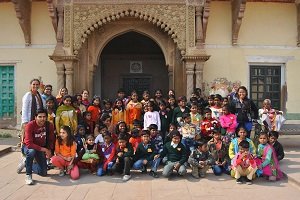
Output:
[64, 4, 72, 48]
[187, 5, 195, 47]
[71, 4, 187, 54]
[232, 0, 247, 45]
[46, 0, 58, 33]
[12, 0, 31, 46]
[202, 0, 210, 45]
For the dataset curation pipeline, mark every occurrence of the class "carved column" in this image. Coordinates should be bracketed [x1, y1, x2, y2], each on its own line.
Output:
[54, 4, 65, 55]
[185, 61, 195, 99]
[168, 66, 174, 90]
[64, 61, 75, 95]
[195, 61, 204, 90]
[195, 6, 204, 46]
[56, 62, 65, 92]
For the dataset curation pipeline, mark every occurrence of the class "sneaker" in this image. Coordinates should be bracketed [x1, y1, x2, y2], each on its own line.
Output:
[245, 177, 252, 185]
[59, 169, 65, 177]
[25, 174, 33, 185]
[141, 165, 147, 174]
[17, 157, 26, 174]
[149, 171, 159, 178]
[236, 178, 243, 184]
[122, 174, 131, 182]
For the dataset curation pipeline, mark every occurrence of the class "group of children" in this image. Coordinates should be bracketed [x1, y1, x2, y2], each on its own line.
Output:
[26, 86, 285, 183]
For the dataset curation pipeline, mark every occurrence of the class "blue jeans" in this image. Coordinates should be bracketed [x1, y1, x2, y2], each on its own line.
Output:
[181, 138, 195, 152]
[97, 162, 114, 176]
[212, 163, 231, 176]
[23, 145, 47, 176]
[133, 158, 161, 172]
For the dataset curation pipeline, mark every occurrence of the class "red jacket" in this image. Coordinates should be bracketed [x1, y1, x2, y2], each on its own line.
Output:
[200, 117, 220, 137]
[24, 120, 55, 151]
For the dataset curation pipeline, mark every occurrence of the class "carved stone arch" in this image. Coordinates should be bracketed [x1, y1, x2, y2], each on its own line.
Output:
[69, 4, 187, 55]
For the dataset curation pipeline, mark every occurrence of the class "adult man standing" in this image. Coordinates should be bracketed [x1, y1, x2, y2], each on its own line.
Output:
[23, 109, 55, 185]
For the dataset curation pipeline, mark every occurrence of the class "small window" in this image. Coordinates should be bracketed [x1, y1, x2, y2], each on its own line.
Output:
[249, 65, 281, 110]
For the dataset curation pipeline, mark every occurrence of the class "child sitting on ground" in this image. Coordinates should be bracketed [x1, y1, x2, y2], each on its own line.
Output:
[231, 140, 257, 185]
[97, 132, 116, 176]
[208, 130, 231, 176]
[133, 130, 160, 178]
[154, 130, 187, 177]
[269, 131, 284, 161]
[188, 140, 214, 179]
[112, 135, 134, 182]
[255, 132, 283, 181]
[77, 134, 102, 174]
[94, 123, 107, 145]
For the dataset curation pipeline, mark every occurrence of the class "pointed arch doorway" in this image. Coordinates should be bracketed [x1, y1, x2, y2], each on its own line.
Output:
[94, 31, 169, 100]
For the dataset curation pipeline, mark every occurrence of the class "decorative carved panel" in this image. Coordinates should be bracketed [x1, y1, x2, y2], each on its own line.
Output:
[231, 0, 246, 45]
[65, 4, 187, 55]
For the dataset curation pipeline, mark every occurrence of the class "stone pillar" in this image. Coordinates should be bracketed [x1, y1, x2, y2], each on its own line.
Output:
[64, 61, 74, 95]
[168, 66, 174, 90]
[56, 62, 65, 93]
[88, 65, 96, 97]
[185, 61, 195, 99]
[195, 6, 204, 46]
[195, 61, 204, 90]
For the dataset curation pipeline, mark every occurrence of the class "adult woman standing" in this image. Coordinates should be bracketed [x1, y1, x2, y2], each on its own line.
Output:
[21, 79, 45, 133]
[230, 86, 258, 138]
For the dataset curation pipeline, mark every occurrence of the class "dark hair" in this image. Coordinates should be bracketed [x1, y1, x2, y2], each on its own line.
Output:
[92, 96, 101, 105]
[44, 84, 52, 89]
[147, 101, 155, 108]
[98, 123, 108, 131]
[46, 96, 56, 103]
[237, 86, 248, 97]
[269, 131, 279, 139]
[81, 89, 89, 94]
[35, 108, 47, 116]
[238, 140, 249, 149]
[195, 139, 207, 149]
[83, 111, 91, 118]
[159, 100, 167, 106]
[259, 132, 269, 138]
[190, 102, 198, 108]
[86, 134, 95, 140]
[117, 88, 125, 93]
[30, 78, 40, 84]
[103, 131, 112, 138]
[115, 121, 128, 135]
[169, 123, 177, 129]
[76, 124, 85, 135]
[148, 124, 158, 131]
[58, 125, 75, 147]
[103, 99, 112, 106]
[182, 113, 191, 119]
[141, 129, 150, 136]
[214, 94, 222, 101]
[133, 119, 141, 127]
[236, 125, 247, 135]
[143, 90, 150, 95]
[208, 95, 215, 100]
[170, 130, 181, 138]
[113, 98, 125, 110]
[131, 128, 140, 137]
[100, 113, 111, 122]
[62, 95, 72, 104]
[118, 134, 127, 141]
[190, 97, 198, 103]
[203, 108, 212, 114]
[177, 96, 187, 102]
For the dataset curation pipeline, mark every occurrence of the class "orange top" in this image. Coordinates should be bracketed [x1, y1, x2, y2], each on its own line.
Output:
[112, 108, 127, 126]
[126, 100, 142, 126]
[55, 140, 76, 158]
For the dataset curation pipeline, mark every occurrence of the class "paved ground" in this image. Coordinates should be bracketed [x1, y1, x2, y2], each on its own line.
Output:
[0, 128, 299, 200]
[0, 152, 299, 200]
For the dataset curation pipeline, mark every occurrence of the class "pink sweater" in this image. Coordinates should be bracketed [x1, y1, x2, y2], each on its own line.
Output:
[220, 113, 237, 133]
